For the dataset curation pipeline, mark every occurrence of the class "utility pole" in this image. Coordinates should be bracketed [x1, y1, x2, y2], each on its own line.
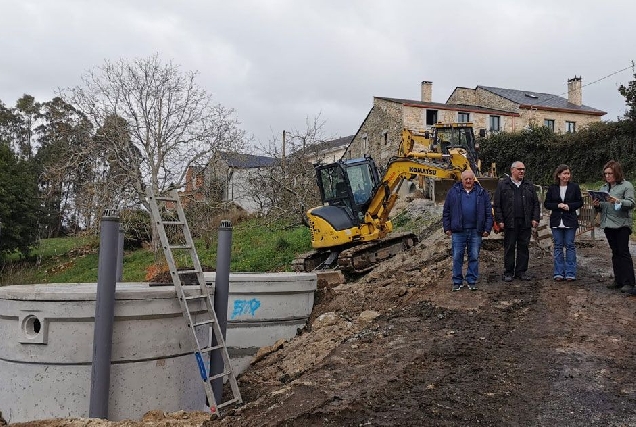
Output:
[282, 130, 286, 178]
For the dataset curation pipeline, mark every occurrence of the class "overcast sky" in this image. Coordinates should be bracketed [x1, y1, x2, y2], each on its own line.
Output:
[0, 0, 634, 151]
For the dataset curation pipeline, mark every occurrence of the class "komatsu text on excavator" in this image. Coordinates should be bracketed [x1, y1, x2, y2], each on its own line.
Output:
[293, 125, 491, 274]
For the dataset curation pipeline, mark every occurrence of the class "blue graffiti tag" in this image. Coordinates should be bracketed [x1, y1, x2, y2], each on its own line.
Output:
[230, 298, 261, 319]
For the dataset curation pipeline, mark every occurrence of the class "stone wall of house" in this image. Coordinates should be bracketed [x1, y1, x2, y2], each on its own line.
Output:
[519, 109, 600, 133]
[348, 99, 403, 166]
[474, 88, 519, 112]
[447, 88, 477, 105]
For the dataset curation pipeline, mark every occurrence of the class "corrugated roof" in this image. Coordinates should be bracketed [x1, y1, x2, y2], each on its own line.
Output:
[478, 86, 606, 114]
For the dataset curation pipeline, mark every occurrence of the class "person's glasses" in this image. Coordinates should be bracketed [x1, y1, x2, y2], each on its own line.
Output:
[516, 168, 526, 171]
[604, 172, 614, 175]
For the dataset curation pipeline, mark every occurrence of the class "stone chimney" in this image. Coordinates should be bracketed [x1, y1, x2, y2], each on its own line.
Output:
[421, 81, 432, 103]
[567, 76, 582, 106]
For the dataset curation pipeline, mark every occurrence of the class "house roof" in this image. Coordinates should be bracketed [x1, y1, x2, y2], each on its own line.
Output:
[219, 152, 276, 168]
[478, 86, 606, 115]
[375, 97, 519, 116]
[301, 135, 354, 156]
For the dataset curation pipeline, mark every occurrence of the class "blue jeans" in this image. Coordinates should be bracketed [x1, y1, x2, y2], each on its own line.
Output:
[551, 227, 577, 279]
[452, 229, 482, 284]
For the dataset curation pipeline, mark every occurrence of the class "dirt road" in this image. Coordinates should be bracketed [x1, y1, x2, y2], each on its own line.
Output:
[9, 227, 636, 427]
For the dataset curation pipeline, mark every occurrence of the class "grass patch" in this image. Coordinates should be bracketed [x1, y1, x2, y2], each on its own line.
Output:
[0, 218, 312, 285]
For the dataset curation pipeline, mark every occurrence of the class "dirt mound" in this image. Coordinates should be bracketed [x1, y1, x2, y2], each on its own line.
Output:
[7, 224, 636, 426]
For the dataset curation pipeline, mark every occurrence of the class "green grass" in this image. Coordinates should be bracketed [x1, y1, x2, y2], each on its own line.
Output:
[0, 218, 312, 285]
[196, 218, 312, 272]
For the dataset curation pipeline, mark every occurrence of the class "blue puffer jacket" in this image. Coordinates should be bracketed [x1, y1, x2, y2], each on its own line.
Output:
[443, 181, 494, 234]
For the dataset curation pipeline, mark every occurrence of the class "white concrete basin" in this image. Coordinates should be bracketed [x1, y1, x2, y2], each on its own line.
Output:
[0, 272, 315, 423]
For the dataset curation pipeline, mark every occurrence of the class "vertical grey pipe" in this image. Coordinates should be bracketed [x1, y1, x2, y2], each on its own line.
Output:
[210, 220, 232, 403]
[89, 215, 120, 419]
[116, 225, 124, 282]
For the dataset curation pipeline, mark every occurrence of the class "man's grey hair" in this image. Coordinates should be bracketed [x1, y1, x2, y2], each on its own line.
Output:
[511, 161, 523, 170]
[461, 170, 476, 179]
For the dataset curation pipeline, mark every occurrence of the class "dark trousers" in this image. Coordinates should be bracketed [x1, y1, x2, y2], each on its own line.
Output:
[604, 227, 635, 286]
[504, 219, 532, 276]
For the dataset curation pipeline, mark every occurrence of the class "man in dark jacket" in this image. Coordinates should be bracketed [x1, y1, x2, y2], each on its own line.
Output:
[443, 170, 494, 291]
[493, 161, 541, 282]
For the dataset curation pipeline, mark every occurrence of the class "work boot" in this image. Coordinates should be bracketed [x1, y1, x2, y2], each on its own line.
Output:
[515, 273, 532, 281]
[627, 287, 636, 296]
[503, 274, 513, 282]
[621, 284, 634, 293]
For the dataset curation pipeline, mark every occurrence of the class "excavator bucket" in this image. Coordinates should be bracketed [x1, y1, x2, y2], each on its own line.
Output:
[477, 177, 500, 200]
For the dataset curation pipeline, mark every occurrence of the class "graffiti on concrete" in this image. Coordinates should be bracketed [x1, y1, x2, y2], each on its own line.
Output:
[230, 298, 261, 319]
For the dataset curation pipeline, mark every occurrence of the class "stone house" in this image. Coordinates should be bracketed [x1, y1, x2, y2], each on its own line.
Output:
[447, 76, 605, 134]
[346, 77, 606, 167]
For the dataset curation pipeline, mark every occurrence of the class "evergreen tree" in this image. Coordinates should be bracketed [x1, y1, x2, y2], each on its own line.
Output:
[0, 143, 40, 258]
[619, 72, 636, 121]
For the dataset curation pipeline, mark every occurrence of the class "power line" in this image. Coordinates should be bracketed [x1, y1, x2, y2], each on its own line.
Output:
[525, 60, 634, 117]
[543, 61, 634, 103]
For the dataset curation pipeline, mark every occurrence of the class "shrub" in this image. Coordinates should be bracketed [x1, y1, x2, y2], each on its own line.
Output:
[119, 209, 152, 249]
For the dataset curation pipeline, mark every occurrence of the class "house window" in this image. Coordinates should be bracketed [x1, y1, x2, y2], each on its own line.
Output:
[489, 115, 501, 132]
[382, 130, 388, 145]
[426, 109, 438, 126]
[362, 133, 368, 153]
[458, 112, 470, 123]
[544, 119, 555, 131]
[566, 121, 576, 133]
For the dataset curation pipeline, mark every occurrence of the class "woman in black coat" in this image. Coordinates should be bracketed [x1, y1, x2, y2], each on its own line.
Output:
[543, 164, 583, 281]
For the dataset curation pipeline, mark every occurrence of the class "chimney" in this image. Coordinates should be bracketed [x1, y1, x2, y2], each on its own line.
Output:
[421, 81, 432, 103]
[567, 76, 582, 106]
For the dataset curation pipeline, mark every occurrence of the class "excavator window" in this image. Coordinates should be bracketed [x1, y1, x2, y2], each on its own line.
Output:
[335, 182, 349, 198]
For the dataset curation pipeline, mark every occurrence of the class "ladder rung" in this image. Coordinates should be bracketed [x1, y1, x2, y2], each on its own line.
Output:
[170, 244, 192, 250]
[216, 397, 242, 409]
[200, 344, 224, 353]
[154, 196, 178, 202]
[184, 294, 207, 301]
[162, 221, 185, 225]
[192, 319, 215, 328]
[177, 269, 199, 275]
[209, 370, 232, 381]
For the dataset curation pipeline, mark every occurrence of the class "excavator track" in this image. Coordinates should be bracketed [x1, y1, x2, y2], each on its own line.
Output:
[292, 232, 418, 274]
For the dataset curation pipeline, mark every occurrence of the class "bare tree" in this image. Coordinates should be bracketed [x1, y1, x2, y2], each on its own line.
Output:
[63, 54, 246, 244]
[245, 115, 329, 225]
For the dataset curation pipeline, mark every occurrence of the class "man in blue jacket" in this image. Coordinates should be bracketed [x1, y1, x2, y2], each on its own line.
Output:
[443, 170, 494, 291]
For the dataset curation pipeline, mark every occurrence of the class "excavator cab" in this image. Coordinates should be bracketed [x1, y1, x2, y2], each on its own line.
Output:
[315, 156, 381, 223]
[432, 125, 479, 173]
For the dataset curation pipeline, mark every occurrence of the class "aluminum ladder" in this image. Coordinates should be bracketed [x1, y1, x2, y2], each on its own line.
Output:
[146, 188, 241, 416]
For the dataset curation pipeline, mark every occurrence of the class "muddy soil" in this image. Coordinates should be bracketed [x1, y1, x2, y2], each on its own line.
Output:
[8, 226, 636, 427]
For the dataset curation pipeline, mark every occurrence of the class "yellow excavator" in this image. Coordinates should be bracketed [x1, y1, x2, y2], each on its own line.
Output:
[401, 122, 498, 199]
[293, 128, 487, 274]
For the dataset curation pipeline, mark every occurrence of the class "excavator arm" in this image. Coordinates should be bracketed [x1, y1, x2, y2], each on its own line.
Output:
[364, 154, 466, 229]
